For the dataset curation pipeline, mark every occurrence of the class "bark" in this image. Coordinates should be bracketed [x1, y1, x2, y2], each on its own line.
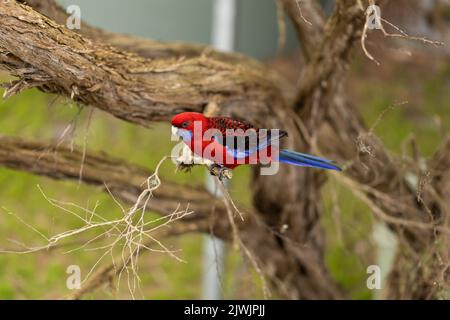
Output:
[280, 0, 326, 60]
[0, 136, 222, 224]
[17, 0, 292, 99]
[17, 0, 263, 63]
[0, 1, 283, 126]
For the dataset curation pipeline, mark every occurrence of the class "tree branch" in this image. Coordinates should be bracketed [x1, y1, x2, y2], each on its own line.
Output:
[0, 135, 227, 230]
[280, 0, 326, 60]
[18, 0, 264, 66]
[0, 0, 283, 128]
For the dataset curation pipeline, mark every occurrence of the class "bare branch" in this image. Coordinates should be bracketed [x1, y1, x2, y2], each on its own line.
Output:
[66, 222, 204, 300]
[17, 0, 263, 66]
[280, 0, 326, 60]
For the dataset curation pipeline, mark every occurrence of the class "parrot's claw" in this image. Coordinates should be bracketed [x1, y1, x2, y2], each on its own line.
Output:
[176, 162, 195, 173]
[209, 164, 233, 181]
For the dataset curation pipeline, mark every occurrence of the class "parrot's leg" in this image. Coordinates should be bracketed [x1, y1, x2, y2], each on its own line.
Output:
[175, 144, 232, 179]
[208, 164, 233, 181]
[175, 144, 218, 175]
[175, 144, 197, 172]
[176, 162, 194, 173]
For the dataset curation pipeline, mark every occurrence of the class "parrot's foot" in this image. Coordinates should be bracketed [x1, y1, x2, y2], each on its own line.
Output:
[176, 162, 195, 173]
[209, 164, 233, 181]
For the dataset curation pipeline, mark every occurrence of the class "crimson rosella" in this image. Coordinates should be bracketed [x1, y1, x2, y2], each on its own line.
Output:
[171, 112, 341, 179]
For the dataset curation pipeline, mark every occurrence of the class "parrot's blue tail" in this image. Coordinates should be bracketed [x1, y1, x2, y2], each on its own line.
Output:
[278, 149, 341, 171]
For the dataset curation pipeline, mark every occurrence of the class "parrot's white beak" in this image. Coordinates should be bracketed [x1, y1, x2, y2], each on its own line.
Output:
[171, 125, 180, 141]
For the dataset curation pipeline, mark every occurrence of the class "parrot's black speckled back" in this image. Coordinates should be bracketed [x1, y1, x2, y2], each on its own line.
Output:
[208, 116, 256, 136]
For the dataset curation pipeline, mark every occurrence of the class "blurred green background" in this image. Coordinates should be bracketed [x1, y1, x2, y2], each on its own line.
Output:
[0, 0, 449, 299]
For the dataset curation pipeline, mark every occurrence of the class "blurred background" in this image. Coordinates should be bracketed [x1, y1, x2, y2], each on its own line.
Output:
[0, 0, 449, 299]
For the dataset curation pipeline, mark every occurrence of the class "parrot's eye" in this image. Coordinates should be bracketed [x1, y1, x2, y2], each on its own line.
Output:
[181, 121, 190, 128]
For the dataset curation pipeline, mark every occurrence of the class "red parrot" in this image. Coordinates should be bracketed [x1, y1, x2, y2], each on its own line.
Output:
[171, 112, 341, 178]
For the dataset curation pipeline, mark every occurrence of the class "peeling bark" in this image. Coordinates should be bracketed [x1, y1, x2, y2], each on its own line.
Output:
[0, 0, 447, 299]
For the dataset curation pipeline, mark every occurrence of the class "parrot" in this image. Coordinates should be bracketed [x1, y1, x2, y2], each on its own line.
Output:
[171, 112, 341, 179]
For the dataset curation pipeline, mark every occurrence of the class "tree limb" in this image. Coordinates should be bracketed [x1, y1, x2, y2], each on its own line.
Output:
[18, 0, 263, 65]
[0, 0, 283, 127]
[0, 135, 227, 229]
[280, 0, 326, 60]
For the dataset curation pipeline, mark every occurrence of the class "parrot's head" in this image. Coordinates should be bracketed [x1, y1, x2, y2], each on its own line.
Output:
[171, 112, 208, 141]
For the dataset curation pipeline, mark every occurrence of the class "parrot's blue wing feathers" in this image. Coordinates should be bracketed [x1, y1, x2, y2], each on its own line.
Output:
[278, 150, 341, 171]
[214, 130, 287, 159]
